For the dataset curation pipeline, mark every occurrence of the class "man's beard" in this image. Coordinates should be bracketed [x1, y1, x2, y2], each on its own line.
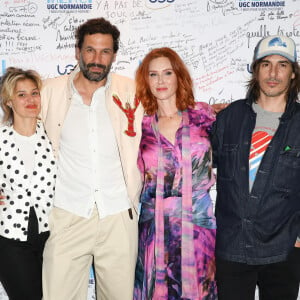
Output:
[79, 59, 112, 82]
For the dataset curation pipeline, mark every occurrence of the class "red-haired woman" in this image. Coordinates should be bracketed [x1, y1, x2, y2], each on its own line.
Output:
[134, 48, 217, 299]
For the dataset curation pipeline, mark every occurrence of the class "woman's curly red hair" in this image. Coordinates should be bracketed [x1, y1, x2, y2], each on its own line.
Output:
[135, 47, 195, 115]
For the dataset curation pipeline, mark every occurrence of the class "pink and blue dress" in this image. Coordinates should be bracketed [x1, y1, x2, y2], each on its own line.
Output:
[134, 102, 217, 300]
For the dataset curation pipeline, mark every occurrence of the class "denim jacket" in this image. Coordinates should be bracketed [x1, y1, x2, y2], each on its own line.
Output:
[211, 97, 300, 265]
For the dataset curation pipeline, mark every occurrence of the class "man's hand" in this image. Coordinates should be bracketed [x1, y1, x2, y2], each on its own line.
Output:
[0, 194, 5, 205]
[211, 103, 229, 114]
[295, 240, 300, 248]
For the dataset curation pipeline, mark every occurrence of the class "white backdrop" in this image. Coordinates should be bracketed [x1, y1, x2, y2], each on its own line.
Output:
[0, 0, 300, 299]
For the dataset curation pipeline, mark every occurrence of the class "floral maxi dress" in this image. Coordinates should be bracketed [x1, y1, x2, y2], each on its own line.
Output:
[134, 102, 218, 300]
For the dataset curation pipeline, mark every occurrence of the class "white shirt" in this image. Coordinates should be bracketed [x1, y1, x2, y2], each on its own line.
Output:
[13, 130, 36, 179]
[54, 79, 130, 218]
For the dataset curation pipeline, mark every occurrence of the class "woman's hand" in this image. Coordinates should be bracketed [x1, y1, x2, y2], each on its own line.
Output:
[211, 103, 229, 114]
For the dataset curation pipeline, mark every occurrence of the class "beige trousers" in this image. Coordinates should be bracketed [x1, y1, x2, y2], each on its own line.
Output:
[42, 206, 138, 300]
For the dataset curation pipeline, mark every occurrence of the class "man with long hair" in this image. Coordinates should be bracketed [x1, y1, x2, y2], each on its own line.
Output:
[212, 35, 300, 300]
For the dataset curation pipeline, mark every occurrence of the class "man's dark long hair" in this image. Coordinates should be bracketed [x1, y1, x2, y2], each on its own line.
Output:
[246, 59, 300, 103]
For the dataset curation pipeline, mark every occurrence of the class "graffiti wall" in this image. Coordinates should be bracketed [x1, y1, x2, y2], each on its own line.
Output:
[0, 0, 300, 299]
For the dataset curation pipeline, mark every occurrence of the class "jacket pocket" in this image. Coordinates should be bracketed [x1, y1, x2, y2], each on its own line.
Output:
[218, 144, 238, 180]
[273, 148, 300, 192]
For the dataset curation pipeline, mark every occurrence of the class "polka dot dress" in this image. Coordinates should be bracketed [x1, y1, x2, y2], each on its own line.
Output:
[0, 122, 57, 241]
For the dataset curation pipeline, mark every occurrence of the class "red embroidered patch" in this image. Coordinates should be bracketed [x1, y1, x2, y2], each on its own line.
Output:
[112, 94, 140, 137]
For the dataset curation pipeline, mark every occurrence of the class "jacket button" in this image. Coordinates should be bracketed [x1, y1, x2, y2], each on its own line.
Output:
[243, 218, 252, 224]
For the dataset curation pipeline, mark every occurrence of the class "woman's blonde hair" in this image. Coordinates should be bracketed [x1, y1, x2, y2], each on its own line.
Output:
[0, 67, 42, 124]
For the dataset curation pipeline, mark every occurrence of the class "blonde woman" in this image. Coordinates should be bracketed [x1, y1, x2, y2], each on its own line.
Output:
[0, 67, 56, 300]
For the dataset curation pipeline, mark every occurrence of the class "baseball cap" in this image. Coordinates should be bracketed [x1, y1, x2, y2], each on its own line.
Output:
[254, 35, 297, 62]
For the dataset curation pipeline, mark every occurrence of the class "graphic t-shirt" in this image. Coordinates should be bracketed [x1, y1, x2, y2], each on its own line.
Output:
[249, 103, 282, 191]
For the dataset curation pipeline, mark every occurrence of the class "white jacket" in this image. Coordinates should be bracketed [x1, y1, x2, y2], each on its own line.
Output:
[41, 68, 143, 213]
[0, 122, 56, 241]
